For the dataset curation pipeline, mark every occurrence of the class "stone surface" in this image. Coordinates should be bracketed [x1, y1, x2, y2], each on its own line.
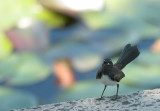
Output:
[12, 89, 160, 111]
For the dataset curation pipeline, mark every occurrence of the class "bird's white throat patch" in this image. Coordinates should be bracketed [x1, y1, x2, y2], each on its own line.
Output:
[100, 74, 118, 86]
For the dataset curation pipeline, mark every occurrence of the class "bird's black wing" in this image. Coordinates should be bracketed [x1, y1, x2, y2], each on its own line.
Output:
[108, 67, 125, 82]
[114, 44, 140, 70]
[96, 69, 102, 79]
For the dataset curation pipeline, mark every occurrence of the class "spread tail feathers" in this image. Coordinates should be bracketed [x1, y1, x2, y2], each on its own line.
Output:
[114, 44, 140, 69]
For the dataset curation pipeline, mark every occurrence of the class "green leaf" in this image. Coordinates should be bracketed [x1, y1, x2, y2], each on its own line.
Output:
[0, 53, 51, 86]
[82, 11, 116, 29]
[0, 0, 67, 30]
[137, 51, 160, 65]
[121, 64, 160, 87]
[0, 32, 13, 61]
[0, 0, 37, 30]
[34, 9, 66, 28]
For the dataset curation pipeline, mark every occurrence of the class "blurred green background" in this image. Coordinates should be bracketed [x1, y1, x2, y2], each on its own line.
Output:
[0, 0, 160, 110]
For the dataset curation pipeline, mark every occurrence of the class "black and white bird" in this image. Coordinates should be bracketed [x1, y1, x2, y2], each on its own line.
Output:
[96, 44, 140, 99]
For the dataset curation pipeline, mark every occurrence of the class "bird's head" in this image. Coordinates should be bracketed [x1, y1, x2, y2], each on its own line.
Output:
[102, 58, 113, 71]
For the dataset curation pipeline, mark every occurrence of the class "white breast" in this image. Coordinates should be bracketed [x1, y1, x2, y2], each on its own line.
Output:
[100, 74, 118, 86]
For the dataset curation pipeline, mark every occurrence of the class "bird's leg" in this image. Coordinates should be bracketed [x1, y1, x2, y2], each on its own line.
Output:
[101, 85, 107, 99]
[116, 84, 119, 99]
[112, 84, 119, 100]
[111, 84, 120, 100]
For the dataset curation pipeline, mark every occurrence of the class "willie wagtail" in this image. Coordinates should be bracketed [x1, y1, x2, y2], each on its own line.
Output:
[96, 44, 140, 99]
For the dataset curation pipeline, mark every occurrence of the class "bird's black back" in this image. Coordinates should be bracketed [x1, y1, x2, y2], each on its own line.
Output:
[107, 66, 125, 82]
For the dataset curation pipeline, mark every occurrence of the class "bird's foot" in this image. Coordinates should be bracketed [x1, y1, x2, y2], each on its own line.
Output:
[96, 96, 105, 100]
[111, 95, 121, 101]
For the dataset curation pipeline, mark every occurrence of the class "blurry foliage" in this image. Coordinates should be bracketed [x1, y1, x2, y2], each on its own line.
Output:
[82, 0, 160, 37]
[0, 0, 37, 30]
[72, 53, 102, 73]
[34, 9, 67, 28]
[0, 33, 13, 60]
[137, 51, 160, 65]
[82, 11, 116, 29]
[0, 0, 160, 109]
[0, 53, 50, 86]
[0, 87, 38, 111]
[0, 0, 66, 31]
[122, 64, 160, 88]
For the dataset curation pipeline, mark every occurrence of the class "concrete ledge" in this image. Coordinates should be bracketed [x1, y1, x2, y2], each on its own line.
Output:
[12, 88, 160, 111]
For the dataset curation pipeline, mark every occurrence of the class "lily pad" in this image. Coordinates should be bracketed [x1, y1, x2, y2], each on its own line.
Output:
[121, 64, 160, 87]
[0, 87, 38, 111]
[136, 51, 160, 65]
[0, 54, 19, 82]
[72, 53, 102, 73]
[0, 53, 50, 86]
